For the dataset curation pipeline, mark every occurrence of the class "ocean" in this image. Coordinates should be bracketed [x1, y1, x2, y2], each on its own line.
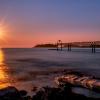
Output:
[0, 48, 100, 95]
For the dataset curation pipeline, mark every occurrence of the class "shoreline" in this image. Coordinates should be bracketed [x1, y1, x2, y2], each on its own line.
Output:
[0, 71, 100, 100]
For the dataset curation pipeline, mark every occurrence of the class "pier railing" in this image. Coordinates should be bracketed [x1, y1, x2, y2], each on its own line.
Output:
[56, 40, 100, 53]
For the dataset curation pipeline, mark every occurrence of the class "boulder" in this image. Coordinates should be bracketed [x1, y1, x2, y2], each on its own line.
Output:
[0, 86, 21, 100]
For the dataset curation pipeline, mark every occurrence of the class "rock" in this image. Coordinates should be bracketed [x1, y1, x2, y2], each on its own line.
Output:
[32, 85, 100, 100]
[19, 90, 28, 96]
[55, 73, 100, 93]
[32, 86, 38, 92]
[23, 96, 31, 100]
[31, 85, 87, 100]
[0, 86, 21, 100]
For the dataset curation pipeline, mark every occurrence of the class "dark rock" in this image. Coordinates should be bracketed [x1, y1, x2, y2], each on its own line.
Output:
[0, 86, 21, 100]
[32, 84, 100, 100]
[32, 86, 37, 92]
[23, 96, 31, 100]
[32, 90, 45, 100]
[19, 90, 27, 96]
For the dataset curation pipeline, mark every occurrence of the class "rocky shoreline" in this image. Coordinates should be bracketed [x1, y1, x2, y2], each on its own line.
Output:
[0, 71, 100, 100]
[0, 86, 99, 100]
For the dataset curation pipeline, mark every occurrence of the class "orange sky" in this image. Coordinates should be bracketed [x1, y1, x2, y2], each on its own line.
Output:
[0, 0, 100, 48]
[0, 31, 100, 48]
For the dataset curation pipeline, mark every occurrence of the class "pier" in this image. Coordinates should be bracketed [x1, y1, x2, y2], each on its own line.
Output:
[56, 40, 100, 53]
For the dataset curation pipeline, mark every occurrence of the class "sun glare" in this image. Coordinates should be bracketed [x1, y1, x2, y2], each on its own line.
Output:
[0, 49, 10, 88]
[0, 20, 9, 40]
[0, 22, 9, 47]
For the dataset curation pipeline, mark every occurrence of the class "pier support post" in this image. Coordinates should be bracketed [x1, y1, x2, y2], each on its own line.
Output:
[68, 43, 71, 51]
[68, 44, 69, 51]
[57, 40, 63, 51]
[91, 42, 96, 53]
[69, 44, 71, 51]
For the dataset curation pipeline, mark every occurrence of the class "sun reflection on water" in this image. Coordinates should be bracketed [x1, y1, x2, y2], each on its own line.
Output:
[0, 49, 10, 89]
[0, 49, 4, 65]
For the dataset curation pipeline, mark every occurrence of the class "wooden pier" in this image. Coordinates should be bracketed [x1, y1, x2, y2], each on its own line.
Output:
[56, 40, 100, 53]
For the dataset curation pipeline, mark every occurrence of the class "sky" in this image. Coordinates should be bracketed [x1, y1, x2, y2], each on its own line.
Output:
[0, 0, 100, 48]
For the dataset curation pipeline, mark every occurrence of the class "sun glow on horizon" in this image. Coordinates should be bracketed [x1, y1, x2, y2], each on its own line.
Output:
[0, 23, 7, 40]
[0, 19, 11, 48]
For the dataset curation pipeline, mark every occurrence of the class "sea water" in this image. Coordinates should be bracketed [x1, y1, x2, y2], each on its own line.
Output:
[0, 48, 100, 96]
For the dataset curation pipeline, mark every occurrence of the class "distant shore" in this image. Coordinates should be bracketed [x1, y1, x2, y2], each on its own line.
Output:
[34, 41, 100, 48]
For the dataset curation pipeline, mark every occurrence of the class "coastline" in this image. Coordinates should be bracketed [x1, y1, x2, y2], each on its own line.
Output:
[1, 48, 100, 100]
[0, 71, 100, 100]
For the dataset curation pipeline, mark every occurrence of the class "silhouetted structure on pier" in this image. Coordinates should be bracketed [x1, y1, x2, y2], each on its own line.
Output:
[57, 40, 62, 51]
[91, 42, 96, 53]
[56, 40, 100, 53]
[68, 43, 71, 51]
